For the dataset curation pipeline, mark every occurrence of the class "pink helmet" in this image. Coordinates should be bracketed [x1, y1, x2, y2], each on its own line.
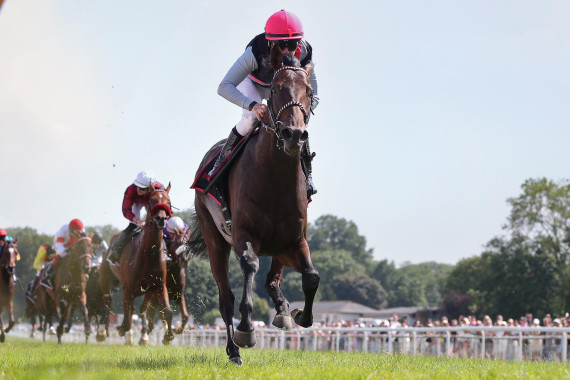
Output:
[0, 229, 6, 237]
[265, 10, 303, 41]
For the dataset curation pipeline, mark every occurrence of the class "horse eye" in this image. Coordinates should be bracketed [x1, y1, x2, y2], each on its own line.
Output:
[271, 86, 278, 95]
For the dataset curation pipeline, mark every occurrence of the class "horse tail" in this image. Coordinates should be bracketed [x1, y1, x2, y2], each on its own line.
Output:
[186, 209, 208, 260]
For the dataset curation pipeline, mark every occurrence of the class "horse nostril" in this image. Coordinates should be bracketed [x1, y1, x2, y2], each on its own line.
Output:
[282, 127, 293, 140]
[300, 130, 309, 142]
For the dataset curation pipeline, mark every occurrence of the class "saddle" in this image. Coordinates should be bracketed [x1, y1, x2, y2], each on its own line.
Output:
[191, 126, 260, 231]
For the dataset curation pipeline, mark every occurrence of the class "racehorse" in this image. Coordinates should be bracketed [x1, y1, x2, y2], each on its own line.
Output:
[192, 46, 320, 364]
[146, 227, 191, 335]
[85, 265, 106, 338]
[0, 239, 19, 342]
[98, 184, 175, 345]
[53, 234, 92, 343]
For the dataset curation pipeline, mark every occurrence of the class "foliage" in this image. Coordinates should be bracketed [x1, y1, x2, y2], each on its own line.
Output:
[307, 214, 373, 263]
[330, 273, 388, 309]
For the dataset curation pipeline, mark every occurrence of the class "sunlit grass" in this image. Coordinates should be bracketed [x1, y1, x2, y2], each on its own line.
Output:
[0, 338, 568, 379]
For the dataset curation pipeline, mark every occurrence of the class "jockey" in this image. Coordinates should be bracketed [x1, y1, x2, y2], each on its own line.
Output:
[210, 9, 319, 198]
[0, 228, 7, 256]
[27, 243, 56, 300]
[107, 171, 163, 264]
[164, 216, 188, 247]
[91, 230, 108, 265]
[43, 219, 84, 287]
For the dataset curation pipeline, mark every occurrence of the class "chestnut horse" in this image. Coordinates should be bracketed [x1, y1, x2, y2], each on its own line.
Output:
[53, 235, 93, 343]
[0, 239, 19, 342]
[192, 47, 319, 364]
[146, 227, 191, 335]
[98, 184, 175, 345]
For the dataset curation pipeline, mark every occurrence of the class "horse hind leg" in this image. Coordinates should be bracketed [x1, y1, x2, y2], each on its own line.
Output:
[265, 259, 292, 330]
[233, 242, 259, 349]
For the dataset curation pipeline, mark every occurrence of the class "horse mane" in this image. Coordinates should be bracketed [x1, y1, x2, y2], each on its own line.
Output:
[185, 209, 208, 260]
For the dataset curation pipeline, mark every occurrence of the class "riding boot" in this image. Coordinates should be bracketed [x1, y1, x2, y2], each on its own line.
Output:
[208, 127, 243, 178]
[108, 223, 137, 264]
[44, 258, 58, 288]
[302, 138, 317, 198]
[27, 275, 40, 300]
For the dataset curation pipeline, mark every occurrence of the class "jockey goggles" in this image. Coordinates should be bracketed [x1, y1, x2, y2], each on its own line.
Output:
[274, 39, 299, 52]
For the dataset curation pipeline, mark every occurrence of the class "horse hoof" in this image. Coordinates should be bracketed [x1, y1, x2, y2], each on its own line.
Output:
[291, 308, 313, 328]
[49, 326, 56, 335]
[233, 330, 256, 348]
[162, 338, 171, 346]
[139, 338, 149, 346]
[272, 314, 292, 330]
[65, 327, 71, 333]
[229, 356, 243, 366]
[96, 334, 106, 342]
[173, 327, 184, 334]
[125, 330, 134, 345]
[0, 333, 5, 343]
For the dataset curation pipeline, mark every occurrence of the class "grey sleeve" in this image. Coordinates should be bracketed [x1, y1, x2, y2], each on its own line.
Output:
[309, 66, 319, 110]
[217, 46, 259, 109]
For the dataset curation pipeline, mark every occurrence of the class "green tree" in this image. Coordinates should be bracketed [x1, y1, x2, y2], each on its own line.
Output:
[308, 215, 373, 263]
[504, 178, 570, 314]
[330, 274, 388, 309]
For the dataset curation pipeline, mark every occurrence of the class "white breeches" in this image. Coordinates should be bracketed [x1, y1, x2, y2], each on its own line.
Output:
[235, 77, 271, 136]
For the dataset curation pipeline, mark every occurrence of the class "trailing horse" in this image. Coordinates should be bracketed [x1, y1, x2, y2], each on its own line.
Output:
[98, 184, 175, 345]
[146, 227, 192, 335]
[0, 239, 19, 342]
[192, 46, 319, 364]
[53, 235, 93, 343]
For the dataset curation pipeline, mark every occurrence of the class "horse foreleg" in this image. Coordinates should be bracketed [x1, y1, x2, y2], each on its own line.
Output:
[157, 286, 174, 345]
[285, 245, 320, 328]
[265, 259, 292, 330]
[175, 293, 189, 334]
[0, 314, 5, 343]
[57, 299, 70, 344]
[234, 241, 259, 349]
[138, 294, 152, 346]
[5, 300, 15, 333]
[79, 294, 90, 342]
[65, 305, 74, 333]
[119, 289, 135, 344]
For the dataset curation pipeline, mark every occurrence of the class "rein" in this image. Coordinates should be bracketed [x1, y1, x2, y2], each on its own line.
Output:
[75, 237, 93, 260]
[265, 66, 313, 150]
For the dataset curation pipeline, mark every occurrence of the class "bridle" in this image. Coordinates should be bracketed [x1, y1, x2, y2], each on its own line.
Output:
[147, 189, 172, 228]
[265, 66, 313, 150]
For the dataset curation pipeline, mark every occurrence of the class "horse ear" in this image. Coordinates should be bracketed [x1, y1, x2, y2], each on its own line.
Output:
[166, 182, 171, 193]
[89, 232, 94, 239]
[149, 182, 156, 192]
[269, 44, 283, 69]
[303, 62, 314, 76]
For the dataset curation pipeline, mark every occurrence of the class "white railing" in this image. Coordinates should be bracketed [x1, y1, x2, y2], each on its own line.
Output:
[10, 325, 570, 362]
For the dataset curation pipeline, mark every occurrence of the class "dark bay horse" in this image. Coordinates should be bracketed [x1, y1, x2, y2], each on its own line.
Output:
[54, 235, 93, 343]
[98, 184, 175, 345]
[0, 239, 19, 342]
[146, 227, 191, 335]
[193, 47, 319, 364]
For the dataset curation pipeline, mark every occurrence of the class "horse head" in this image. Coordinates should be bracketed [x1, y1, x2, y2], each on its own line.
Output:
[147, 183, 172, 230]
[0, 240, 18, 275]
[267, 45, 314, 156]
[71, 234, 93, 274]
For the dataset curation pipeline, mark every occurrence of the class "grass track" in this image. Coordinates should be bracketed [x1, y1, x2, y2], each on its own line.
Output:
[1, 338, 569, 379]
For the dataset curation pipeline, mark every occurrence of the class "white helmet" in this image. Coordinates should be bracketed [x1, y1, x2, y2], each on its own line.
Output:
[166, 216, 186, 234]
[133, 171, 154, 188]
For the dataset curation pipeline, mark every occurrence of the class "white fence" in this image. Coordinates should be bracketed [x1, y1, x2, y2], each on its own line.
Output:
[11, 325, 570, 362]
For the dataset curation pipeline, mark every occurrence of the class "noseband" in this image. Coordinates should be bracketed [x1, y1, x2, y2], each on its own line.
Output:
[148, 189, 172, 227]
[265, 66, 313, 150]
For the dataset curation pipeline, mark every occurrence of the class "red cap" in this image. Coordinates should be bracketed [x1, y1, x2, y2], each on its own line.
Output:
[0, 228, 7, 236]
[69, 219, 84, 231]
[265, 10, 304, 41]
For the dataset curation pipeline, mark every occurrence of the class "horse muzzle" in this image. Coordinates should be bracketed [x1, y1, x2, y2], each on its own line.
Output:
[281, 127, 308, 156]
[153, 215, 168, 229]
